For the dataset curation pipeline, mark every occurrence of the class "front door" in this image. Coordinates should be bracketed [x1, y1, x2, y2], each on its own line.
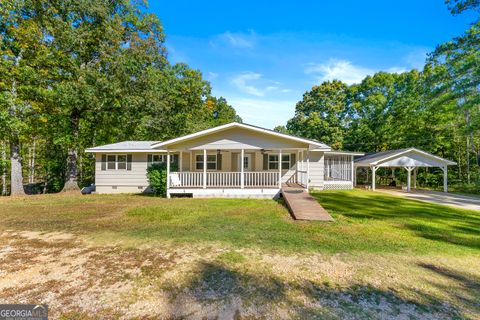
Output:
[241, 154, 252, 171]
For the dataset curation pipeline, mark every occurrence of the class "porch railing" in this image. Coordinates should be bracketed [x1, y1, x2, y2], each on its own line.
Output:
[169, 171, 278, 188]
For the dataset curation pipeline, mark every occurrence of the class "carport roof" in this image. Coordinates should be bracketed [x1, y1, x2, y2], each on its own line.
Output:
[354, 148, 457, 167]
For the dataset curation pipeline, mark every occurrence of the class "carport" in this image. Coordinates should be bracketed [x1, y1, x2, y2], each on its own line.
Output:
[354, 148, 457, 192]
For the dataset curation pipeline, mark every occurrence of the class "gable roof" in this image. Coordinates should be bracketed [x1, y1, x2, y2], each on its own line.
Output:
[355, 148, 456, 167]
[85, 141, 164, 153]
[151, 122, 331, 150]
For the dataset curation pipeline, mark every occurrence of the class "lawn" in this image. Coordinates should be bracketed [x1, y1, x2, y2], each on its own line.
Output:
[0, 190, 479, 319]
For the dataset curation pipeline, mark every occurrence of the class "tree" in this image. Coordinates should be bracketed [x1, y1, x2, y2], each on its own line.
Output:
[426, 21, 480, 183]
[286, 80, 348, 149]
[39, 0, 168, 191]
[0, 0, 53, 195]
[445, 0, 480, 15]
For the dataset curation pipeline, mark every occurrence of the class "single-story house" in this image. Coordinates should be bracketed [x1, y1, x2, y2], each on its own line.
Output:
[86, 122, 363, 198]
[86, 122, 457, 197]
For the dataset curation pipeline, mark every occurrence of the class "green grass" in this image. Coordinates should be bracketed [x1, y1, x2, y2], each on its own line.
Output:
[1, 189, 479, 255]
[1, 190, 479, 318]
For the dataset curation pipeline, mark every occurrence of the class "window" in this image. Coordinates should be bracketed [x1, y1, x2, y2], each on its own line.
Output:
[105, 154, 130, 170]
[196, 154, 217, 170]
[268, 154, 290, 170]
[147, 154, 179, 166]
[107, 155, 116, 170]
[117, 155, 127, 170]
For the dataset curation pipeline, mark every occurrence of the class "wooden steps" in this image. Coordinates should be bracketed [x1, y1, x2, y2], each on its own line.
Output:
[281, 185, 333, 221]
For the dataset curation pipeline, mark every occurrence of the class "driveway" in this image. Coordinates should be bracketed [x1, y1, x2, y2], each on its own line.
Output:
[377, 189, 480, 211]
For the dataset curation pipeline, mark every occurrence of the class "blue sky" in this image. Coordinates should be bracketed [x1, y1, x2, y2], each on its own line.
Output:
[149, 1, 476, 129]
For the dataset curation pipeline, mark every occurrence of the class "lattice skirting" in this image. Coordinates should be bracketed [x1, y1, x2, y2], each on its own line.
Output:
[323, 181, 353, 190]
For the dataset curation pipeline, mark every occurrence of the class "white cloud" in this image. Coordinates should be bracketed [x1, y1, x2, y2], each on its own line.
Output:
[304, 59, 374, 85]
[207, 72, 219, 80]
[230, 72, 286, 97]
[304, 59, 417, 85]
[231, 72, 265, 96]
[215, 30, 256, 49]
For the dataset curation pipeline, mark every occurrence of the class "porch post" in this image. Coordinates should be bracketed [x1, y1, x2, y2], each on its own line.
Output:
[166, 151, 171, 198]
[443, 165, 448, 193]
[241, 148, 245, 189]
[404, 166, 414, 192]
[371, 166, 377, 191]
[278, 149, 282, 188]
[351, 155, 355, 187]
[306, 150, 310, 190]
[203, 149, 207, 189]
[296, 150, 300, 183]
[179, 151, 183, 172]
[413, 167, 417, 189]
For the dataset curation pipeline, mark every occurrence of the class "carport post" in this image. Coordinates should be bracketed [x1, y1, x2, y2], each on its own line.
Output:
[443, 165, 448, 193]
[413, 167, 417, 189]
[371, 166, 378, 191]
[404, 166, 414, 192]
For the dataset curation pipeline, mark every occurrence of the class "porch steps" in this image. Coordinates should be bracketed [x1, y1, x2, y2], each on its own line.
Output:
[281, 185, 333, 221]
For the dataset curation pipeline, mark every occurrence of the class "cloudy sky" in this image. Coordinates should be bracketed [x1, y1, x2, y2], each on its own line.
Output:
[149, 0, 475, 128]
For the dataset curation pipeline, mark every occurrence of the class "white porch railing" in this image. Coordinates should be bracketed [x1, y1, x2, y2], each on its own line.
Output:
[169, 171, 278, 188]
[297, 170, 308, 187]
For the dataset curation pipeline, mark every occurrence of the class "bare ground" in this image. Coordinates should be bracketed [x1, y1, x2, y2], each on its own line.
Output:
[1, 230, 478, 319]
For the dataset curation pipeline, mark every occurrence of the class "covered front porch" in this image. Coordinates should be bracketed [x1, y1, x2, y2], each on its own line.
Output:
[164, 148, 310, 197]
[149, 122, 331, 198]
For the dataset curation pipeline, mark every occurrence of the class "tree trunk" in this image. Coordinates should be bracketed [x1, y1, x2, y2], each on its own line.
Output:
[10, 138, 25, 196]
[62, 111, 80, 192]
[1, 141, 7, 196]
[9, 50, 26, 196]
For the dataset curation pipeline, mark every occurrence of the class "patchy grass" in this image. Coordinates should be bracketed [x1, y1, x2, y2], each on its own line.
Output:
[0, 190, 479, 318]
[1, 190, 478, 255]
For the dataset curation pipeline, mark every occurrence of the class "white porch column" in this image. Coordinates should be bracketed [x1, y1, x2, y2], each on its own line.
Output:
[166, 152, 171, 198]
[306, 150, 310, 190]
[296, 150, 300, 183]
[203, 149, 207, 189]
[278, 149, 282, 188]
[404, 166, 414, 192]
[371, 166, 377, 191]
[179, 151, 183, 172]
[241, 148, 245, 189]
[443, 166, 448, 193]
[413, 167, 417, 189]
[351, 155, 355, 187]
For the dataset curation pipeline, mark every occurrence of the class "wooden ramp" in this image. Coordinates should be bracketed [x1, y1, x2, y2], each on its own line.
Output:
[281, 185, 333, 221]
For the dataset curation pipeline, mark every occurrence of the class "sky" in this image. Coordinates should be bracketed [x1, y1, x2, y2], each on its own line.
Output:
[149, 0, 476, 129]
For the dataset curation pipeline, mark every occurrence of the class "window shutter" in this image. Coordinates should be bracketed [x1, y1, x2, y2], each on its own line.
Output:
[263, 154, 268, 170]
[217, 154, 222, 171]
[147, 154, 152, 165]
[127, 154, 132, 171]
[101, 154, 106, 171]
[290, 153, 296, 169]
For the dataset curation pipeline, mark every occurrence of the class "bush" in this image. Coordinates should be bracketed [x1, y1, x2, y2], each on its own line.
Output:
[146, 162, 178, 197]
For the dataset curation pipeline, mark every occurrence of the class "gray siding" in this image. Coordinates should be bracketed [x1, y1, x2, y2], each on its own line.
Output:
[95, 153, 149, 193]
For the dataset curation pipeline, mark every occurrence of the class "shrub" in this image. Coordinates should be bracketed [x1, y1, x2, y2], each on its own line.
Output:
[146, 162, 178, 197]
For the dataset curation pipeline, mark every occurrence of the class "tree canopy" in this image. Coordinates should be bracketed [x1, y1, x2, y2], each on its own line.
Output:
[0, 0, 240, 194]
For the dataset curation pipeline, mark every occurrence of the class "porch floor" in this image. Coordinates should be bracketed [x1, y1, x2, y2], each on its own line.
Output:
[281, 185, 333, 221]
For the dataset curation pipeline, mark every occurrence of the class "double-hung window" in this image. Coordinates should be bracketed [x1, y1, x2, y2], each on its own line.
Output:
[103, 154, 131, 170]
[268, 154, 290, 170]
[196, 154, 217, 170]
[147, 154, 179, 167]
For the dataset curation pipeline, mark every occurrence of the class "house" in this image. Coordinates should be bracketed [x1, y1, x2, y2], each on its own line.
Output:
[86, 122, 363, 197]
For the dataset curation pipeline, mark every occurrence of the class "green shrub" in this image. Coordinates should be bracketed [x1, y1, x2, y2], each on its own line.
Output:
[146, 162, 178, 197]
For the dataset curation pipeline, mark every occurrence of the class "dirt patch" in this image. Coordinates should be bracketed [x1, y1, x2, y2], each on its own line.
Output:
[0, 231, 477, 319]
